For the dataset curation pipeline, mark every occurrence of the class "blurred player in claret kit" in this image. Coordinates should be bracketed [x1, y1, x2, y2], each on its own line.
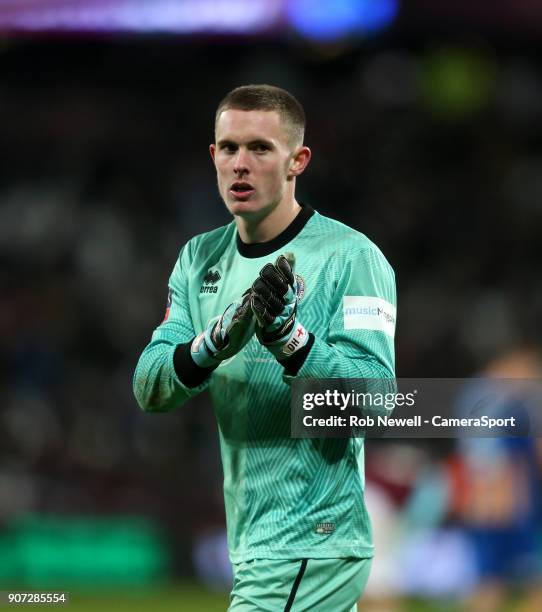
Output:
[133, 85, 396, 611]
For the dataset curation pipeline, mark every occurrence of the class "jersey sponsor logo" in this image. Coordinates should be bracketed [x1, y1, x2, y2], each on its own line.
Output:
[200, 270, 221, 294]
[162, 288, 173, 322]
[343, 296, 396, 337]
[315, 522, 335, 535]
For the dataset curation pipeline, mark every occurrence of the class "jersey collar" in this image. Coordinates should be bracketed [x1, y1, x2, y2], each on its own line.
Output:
[236, 203, 315, 258]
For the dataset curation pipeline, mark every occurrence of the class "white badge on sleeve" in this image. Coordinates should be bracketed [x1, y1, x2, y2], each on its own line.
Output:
[343, 296, 396, 338]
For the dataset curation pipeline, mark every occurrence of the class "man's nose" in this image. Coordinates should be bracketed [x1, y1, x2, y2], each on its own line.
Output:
[233, 148, 249, 175]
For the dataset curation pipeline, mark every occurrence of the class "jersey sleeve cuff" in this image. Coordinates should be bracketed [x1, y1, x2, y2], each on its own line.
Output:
[173, 339, 218, 389]
[279, 333, 315, 377]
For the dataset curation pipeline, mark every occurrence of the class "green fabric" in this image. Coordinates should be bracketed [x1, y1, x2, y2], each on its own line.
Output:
[134, 209, 396, 563]
[228, 557, 372, 611]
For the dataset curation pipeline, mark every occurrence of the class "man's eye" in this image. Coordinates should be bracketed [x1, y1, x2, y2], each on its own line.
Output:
[253, 144, 269, 152]
[221, 144, 237, 153]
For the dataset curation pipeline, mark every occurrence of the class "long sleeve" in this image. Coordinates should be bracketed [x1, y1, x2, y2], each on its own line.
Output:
[133, 244, 210, 412]
[287, 245, 396, 381]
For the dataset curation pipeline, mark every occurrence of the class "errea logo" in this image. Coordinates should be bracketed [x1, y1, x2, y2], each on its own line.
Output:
[200, 270, 221, 294]
[343, 296, 396, 338]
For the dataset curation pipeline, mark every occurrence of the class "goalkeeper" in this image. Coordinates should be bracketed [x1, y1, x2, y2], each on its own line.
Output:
[133, 85, 396, 611]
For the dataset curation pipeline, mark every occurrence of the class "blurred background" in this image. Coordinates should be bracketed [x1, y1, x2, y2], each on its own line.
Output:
[1, 0, 542, 610]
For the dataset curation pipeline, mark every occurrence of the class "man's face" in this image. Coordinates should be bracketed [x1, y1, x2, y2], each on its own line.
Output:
[210, 109, 296, 218]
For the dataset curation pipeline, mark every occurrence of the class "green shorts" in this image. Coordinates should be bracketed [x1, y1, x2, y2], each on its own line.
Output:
[228, 557, 372, 612]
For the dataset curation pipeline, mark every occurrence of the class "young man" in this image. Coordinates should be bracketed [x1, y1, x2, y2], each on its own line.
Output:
[133, 85, 396, 611]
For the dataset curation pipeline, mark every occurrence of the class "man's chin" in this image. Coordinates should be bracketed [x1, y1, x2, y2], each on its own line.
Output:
[223, 194, 280, 220]
[227, 198, 262, 216]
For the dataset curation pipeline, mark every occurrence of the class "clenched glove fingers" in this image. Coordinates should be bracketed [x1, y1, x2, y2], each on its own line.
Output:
[251, 254, 309, 360]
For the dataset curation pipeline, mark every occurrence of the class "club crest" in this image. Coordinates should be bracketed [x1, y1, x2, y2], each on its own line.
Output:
[295, 274, 305, 301]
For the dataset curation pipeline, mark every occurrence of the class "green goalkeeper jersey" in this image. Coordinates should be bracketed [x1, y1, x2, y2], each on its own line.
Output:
[134, 205, 396, 563]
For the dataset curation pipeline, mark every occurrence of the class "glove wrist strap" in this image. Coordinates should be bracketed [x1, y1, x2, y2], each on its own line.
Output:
[262, 321, 309, 360]
[191, 331, 221, 368]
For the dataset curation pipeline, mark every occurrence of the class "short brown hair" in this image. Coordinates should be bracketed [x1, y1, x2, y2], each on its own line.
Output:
[215, 84, 305, 147]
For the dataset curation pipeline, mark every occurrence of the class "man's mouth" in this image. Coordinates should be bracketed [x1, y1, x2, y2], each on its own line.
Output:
[230, 181, 255, 199]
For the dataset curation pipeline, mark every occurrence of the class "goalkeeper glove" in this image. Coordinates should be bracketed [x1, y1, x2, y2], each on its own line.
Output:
[191, 291, 255, 368]
[250, 254, 309, 361]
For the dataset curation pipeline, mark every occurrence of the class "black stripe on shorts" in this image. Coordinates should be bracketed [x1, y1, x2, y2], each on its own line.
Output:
[284, 558, 308, 612]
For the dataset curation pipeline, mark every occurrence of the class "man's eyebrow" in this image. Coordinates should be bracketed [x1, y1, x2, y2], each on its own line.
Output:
[216, 138, 275, 147]
[248, 138, 274, 147]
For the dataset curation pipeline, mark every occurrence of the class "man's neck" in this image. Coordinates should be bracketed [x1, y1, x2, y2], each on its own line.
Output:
[236, 200, 302, 244]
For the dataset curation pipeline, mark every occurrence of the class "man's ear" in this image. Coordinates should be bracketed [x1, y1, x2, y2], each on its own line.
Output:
[209, 144, 216, 162]
[288, 146, 311, 178]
